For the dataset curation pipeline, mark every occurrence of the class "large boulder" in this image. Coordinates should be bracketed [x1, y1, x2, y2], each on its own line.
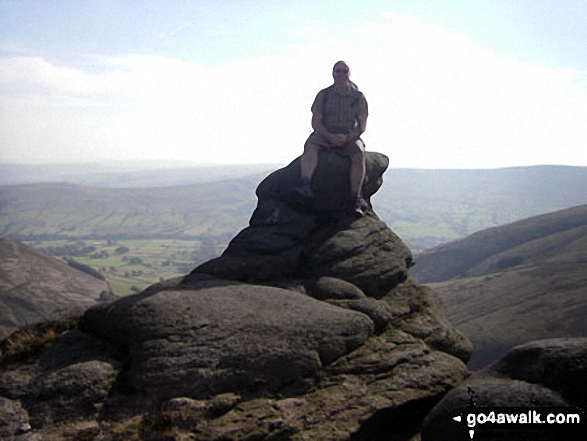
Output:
[187, 151, 413, 297]
[421, 338, 587, 441]
[79, 277, 469, 440]
[0, 152, 472, 440]
[81, 280, 375, 401]
[255, 149, 389, 213]
[484, 338, 587, 409]
[0, 276, 471, 440]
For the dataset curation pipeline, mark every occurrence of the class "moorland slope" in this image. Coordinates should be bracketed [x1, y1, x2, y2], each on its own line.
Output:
[0, 176, 261, 239]
[410, 205, 587, 368]
[0, 236, 109, 339]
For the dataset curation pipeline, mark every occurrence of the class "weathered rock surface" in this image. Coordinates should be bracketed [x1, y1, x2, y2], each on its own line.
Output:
[82, 280, 376, 401]
[484, 337, 587, 409]
[256, 149, 389, 214]
[0, 330, 119, 429]
[91, 279, 469, 440]
[0, 276, 471, 440]
[421, 338, 587, 441]
[0, 151, 472, 440]
[0, 396, 29, 438]
[188, 151, 413, 298]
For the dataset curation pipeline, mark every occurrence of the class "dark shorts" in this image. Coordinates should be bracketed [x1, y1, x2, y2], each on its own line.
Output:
[305, 132, 365, 156]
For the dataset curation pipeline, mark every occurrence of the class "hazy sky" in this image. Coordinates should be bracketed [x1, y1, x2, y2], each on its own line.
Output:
[1, 0, 586, 168]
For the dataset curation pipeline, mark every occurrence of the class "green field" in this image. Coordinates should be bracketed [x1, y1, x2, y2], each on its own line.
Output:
[29, 238, 225, 297]
[4, 165, 587, 294]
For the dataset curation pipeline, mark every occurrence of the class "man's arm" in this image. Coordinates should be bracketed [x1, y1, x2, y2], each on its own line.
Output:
[351, 113, 367, 140]
[349, 94, 368, 142]
[311, 110, 347, 147]
[311, 110, 327, 138]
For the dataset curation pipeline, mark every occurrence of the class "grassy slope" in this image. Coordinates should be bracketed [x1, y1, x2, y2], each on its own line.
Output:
[374, 165, 587, 251]
[0, 175, 261, 238]
[0, 236, 109, 339]
[410, 205, 587, 368]
[2, 166, 587, 254]
[411, 204, 587, 282]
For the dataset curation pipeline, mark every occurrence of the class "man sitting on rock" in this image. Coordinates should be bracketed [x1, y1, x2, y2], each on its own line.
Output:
[294, 60, 369, 218]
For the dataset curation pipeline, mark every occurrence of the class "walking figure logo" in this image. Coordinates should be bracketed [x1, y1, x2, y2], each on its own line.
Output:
[451, 386, 477, 439]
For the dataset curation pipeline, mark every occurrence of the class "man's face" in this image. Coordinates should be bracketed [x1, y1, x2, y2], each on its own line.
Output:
[333, 64, 350, 84]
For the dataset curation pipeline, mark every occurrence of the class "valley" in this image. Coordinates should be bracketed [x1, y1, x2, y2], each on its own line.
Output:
[1, 162, 587, 372]
[33, 238, 218, 296]
[2, 163, 587, 297]
[411, 204, 587, 368]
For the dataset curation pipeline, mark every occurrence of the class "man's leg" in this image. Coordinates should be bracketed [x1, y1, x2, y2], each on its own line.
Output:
[349, 148, 366, 217]
[294, 142, 320, 198]
[301, 142, 319, 180]
[350, 149, 365, 198]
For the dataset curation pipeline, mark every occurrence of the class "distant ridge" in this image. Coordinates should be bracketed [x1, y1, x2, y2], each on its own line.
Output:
[411, 204, 587, 282]
[2, 165, 587, 253]
[0, 176, 263, 239]
[374, 165, 587, 251]
[410, 205, 587, 368]
[0, 162, 281, 187]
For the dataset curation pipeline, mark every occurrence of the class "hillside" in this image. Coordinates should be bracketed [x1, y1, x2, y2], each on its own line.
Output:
[2, 164, 587, 297]
[0, 175, 262, 239]
[0, 162, 281, 187]
[411, 204, 587, 282]
[410, 205, 587, 368]
[2, 165, 587, 254]
[0, 236, 109, 339]
[373, 165, 587, 251]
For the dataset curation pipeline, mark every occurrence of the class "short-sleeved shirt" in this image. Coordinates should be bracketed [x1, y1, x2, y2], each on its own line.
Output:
[305, 84, 368, 154]
[311, 84, 368, 135]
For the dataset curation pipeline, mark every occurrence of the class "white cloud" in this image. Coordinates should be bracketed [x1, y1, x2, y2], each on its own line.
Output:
[350, 14, 587, 168]
[1, 13, 586, 168]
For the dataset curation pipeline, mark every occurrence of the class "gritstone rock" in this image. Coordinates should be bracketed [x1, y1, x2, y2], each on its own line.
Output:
[421, 338, 587, 441]
[186, 150, 413, 297]
[1, 150, 472, 440]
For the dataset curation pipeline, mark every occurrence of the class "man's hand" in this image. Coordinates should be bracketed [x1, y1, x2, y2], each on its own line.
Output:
[329, 134, 347, 147]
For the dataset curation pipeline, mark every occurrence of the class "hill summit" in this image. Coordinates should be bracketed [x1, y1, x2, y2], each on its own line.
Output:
[2, 152, 587, 440]
[1, 150, 473, 440]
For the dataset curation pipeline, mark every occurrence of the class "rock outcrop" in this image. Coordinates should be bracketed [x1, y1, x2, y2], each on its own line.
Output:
[83, 281, 376, 402]
[421, 338, 587, 441]
[0, 151, 472, 440]
[188, 151, 413, 298]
